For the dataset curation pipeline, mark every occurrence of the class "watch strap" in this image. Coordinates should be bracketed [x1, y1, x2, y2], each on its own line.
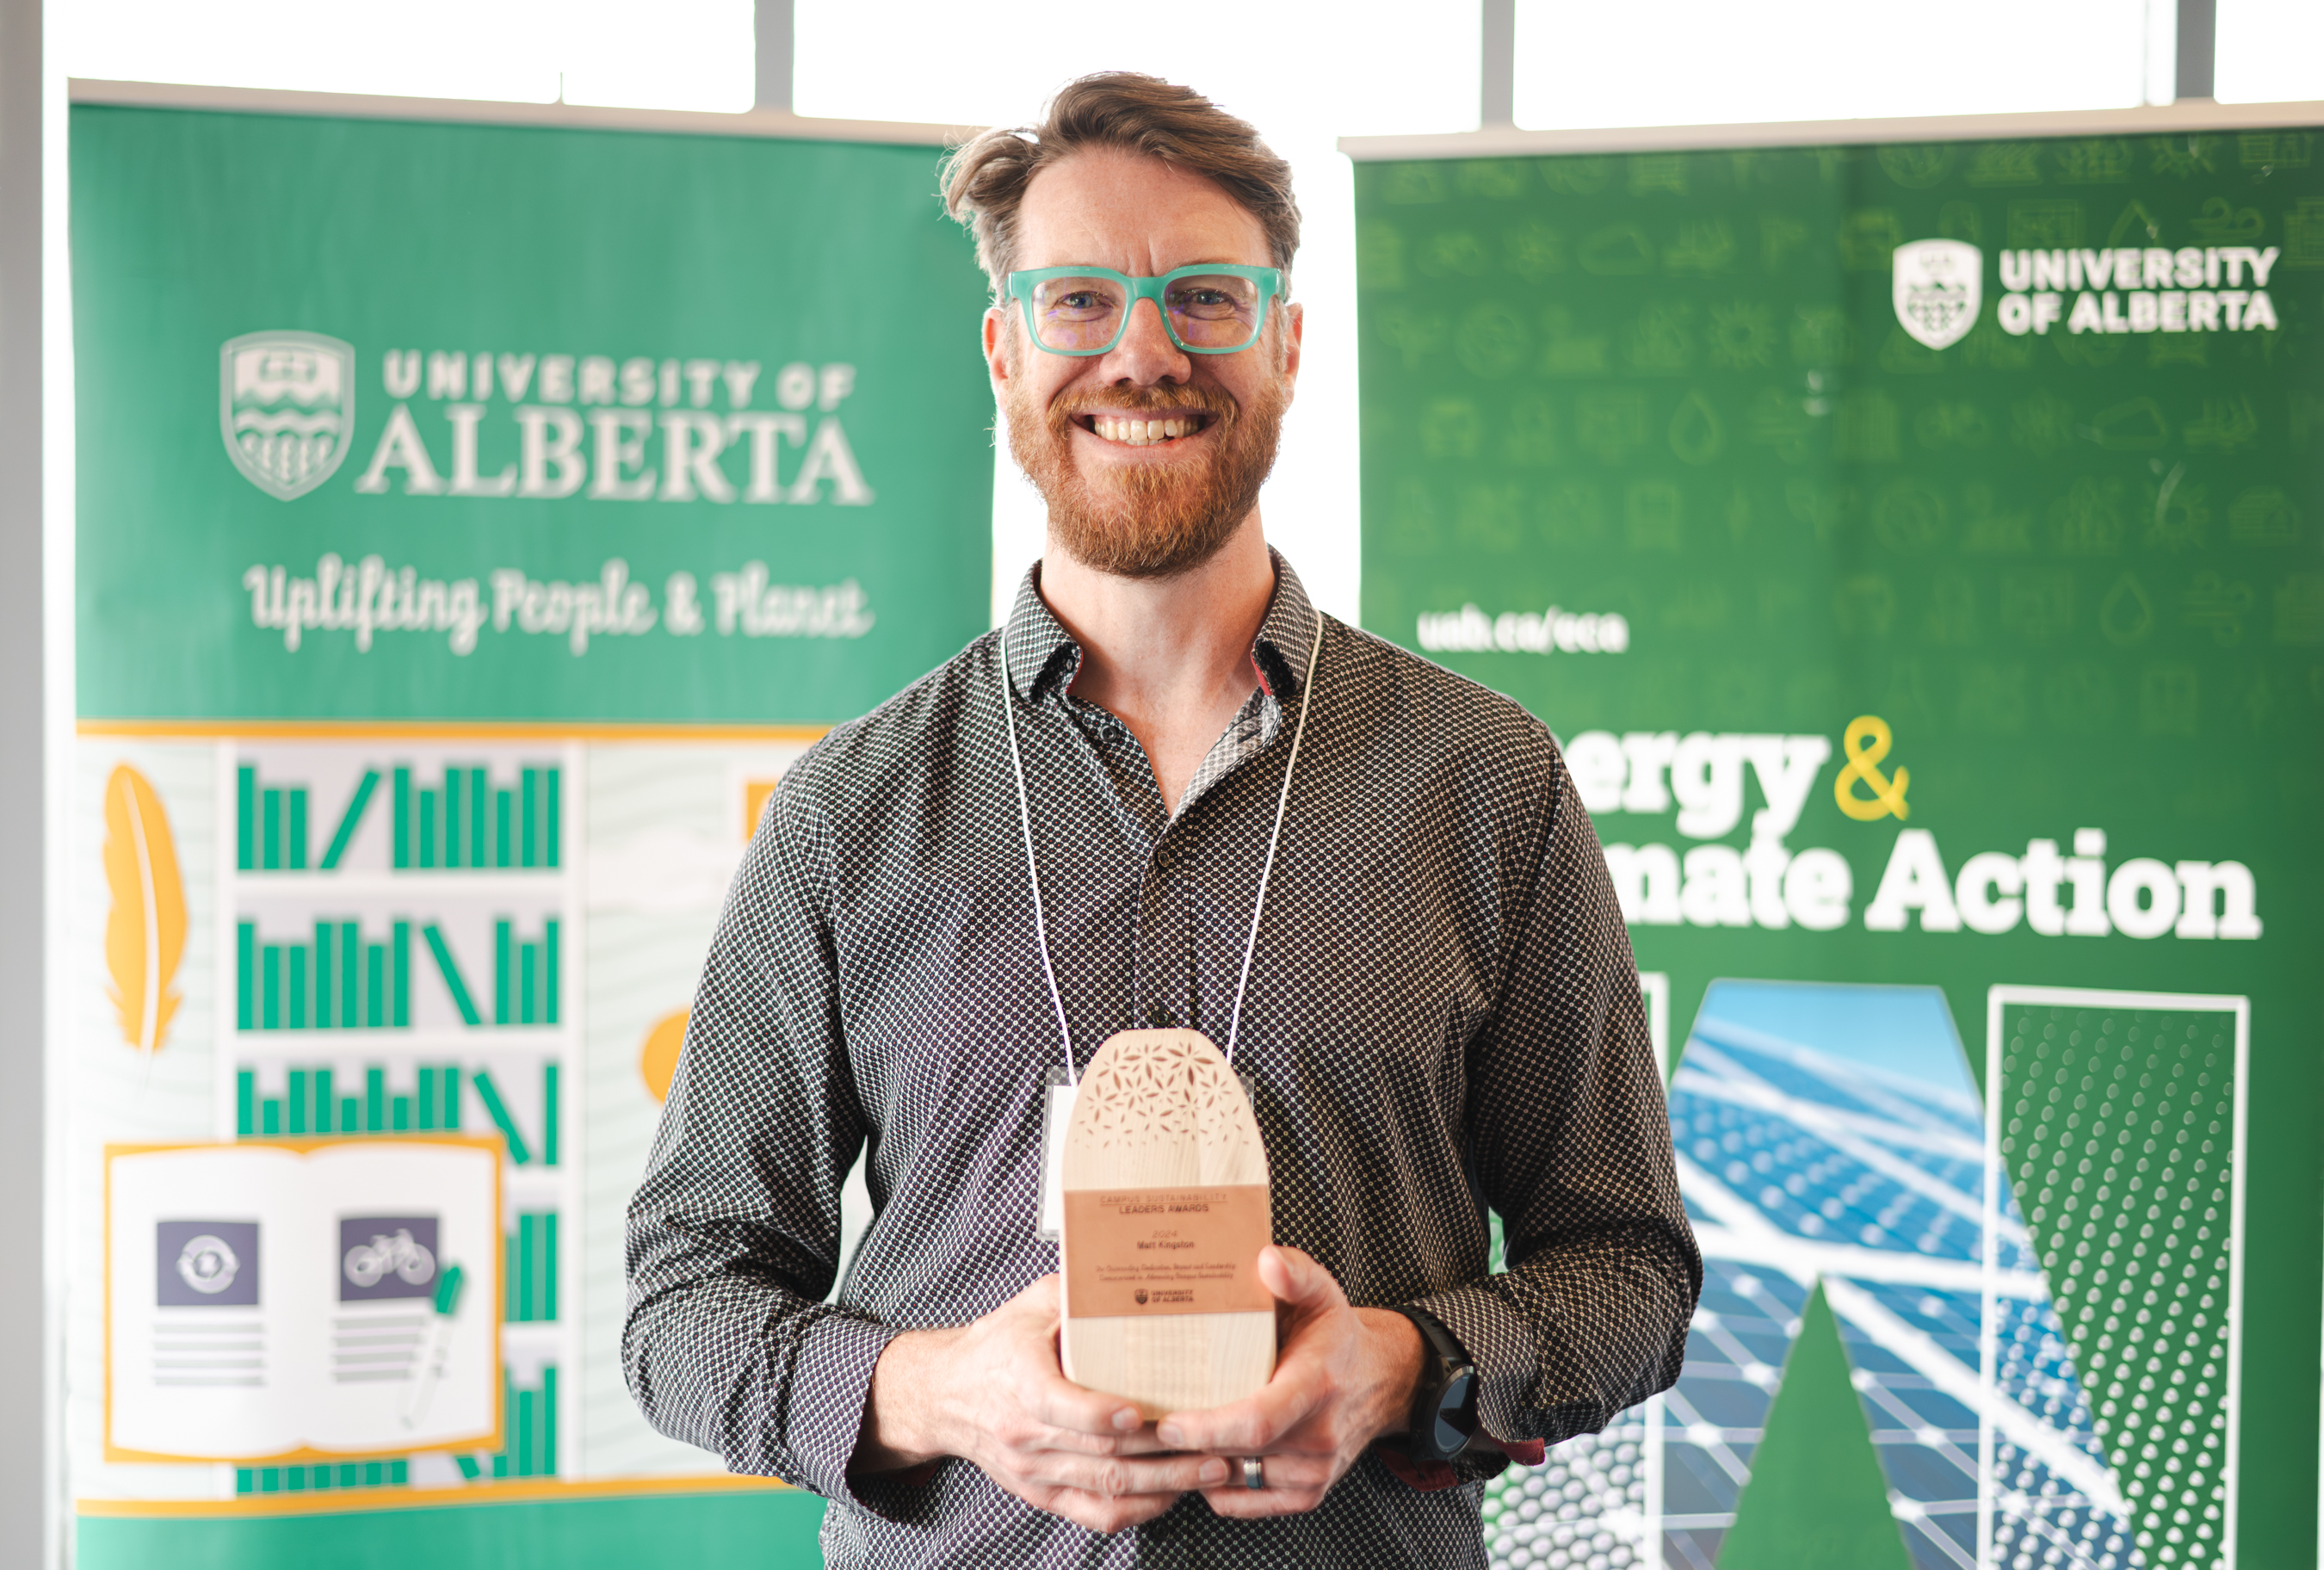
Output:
[1389, 1305, 1491, 1463]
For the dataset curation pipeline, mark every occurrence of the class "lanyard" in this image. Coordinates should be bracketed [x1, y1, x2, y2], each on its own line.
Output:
[998, 614, 1326, 1086]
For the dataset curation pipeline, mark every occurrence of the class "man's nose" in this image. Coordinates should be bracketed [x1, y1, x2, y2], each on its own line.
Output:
[1103, 295, 1190, 383]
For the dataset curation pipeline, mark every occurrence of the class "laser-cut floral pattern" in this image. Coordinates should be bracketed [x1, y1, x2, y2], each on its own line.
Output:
[1075, 1029, 1258, 1161]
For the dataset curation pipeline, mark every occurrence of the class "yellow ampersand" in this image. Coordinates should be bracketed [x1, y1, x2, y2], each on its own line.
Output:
[1834, 714, 1911, 821]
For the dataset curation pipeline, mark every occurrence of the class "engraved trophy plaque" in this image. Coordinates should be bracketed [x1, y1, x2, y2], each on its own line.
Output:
[1058, 1029, 1276, 1418]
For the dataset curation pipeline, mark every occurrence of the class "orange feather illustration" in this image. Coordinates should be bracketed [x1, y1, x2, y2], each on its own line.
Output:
[103, 763, 187, 1058]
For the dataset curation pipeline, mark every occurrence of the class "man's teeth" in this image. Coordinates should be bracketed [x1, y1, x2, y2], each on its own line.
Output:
[1091, 415, 1196, 446]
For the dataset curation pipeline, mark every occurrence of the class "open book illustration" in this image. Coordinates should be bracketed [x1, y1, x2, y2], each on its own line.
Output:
[108, 1137, 501, 1462]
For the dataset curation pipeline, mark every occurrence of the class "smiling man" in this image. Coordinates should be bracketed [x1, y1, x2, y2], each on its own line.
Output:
[625, 73, 1697, 1567]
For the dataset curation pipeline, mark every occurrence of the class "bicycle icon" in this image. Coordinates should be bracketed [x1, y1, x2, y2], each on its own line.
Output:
[343, 1227, 436, 1289]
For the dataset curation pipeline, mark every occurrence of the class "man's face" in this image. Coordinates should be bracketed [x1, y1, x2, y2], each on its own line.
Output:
[983, 145, 1302, 579]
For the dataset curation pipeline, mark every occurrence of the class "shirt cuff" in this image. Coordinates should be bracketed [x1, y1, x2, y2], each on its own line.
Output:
[781, 1309, 909, 1511]
[1373, 1434, 1542, 1493]
[1409, 1283, 1540, 1446]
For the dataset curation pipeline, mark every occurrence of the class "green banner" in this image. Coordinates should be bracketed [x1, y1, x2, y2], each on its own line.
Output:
[65, 102, 989, 1562]
[1358, 130, 2320, 1570]
[72, 105, 992, 723]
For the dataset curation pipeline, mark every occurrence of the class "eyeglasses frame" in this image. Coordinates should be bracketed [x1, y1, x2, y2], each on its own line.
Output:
[1004, 263, 1285, 357]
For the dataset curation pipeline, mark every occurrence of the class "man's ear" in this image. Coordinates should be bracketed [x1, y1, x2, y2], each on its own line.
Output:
[1279, 300, 1305, 400]
[983, 306, 1011, 390]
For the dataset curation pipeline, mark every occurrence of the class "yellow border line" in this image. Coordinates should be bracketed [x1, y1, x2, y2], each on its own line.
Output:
[76, 1474, 796, 1518]
[77, 719, 834, 743]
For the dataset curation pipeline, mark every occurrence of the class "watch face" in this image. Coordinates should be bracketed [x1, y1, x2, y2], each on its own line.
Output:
[1432, 1369, 1478, 1455]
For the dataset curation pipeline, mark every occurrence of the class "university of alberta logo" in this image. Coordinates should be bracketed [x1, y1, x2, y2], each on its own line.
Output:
[219, 331, 355, 500]
[1892, 239, 1982, 350]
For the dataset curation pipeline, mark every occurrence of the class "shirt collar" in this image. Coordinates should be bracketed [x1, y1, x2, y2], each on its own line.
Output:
[1000, 548, 1322, 706]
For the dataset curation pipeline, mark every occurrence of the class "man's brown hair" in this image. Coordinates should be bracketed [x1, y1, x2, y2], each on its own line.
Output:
[941, 72, 1300, 296]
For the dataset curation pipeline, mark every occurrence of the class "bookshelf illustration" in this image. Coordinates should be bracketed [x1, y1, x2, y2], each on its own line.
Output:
[235, 759, 563, 874]
[490, 919, 560, 1025]
[457, 1364, 559, 1480]
[238, 918, 407, 1030]
[392, 764, 561, 872]
[236, 767, 315, 871]
[507, 1209, 559, 1323]
[237, 1458, 409, 1498]
[216, 739, 581, 1503]
[235, 1058, 559, 1164]
[237, 915, 559, 1032]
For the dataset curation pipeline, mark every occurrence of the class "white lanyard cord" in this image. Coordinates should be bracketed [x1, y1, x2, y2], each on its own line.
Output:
[998, 627, 1079, 1086]
[1225, 618, 1325, 1066]
[998, 615, 1326, 1084]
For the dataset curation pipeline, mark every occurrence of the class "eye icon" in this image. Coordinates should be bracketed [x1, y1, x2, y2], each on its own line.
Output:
[176, 1234, 240, 1295]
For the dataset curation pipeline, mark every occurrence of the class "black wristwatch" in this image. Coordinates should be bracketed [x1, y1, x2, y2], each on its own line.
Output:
[1388, 1306, 1496, 1463]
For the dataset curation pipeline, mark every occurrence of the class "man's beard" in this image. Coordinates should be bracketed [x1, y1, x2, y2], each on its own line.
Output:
[1006, 362, 1288, 580]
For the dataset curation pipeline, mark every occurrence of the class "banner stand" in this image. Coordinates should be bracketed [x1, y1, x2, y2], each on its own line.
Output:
[57, 76, 995, 1570]
[1349, 97, 2322, 1570]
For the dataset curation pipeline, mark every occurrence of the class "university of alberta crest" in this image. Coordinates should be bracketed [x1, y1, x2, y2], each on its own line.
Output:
[219, 331, 355, 500]
[1891, 238, 1982, 351]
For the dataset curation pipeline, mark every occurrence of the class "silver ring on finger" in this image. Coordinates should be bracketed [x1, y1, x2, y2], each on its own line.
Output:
[1240, 1456, 1264, 1491]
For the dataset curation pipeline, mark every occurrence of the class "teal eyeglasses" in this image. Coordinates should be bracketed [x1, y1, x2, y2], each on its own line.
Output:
[1005, 264, 1284, 356]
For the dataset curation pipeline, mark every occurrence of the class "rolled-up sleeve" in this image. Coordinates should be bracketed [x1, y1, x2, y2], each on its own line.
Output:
[1412, 747, 1701, 1449]
[623, 768, 899, 1506]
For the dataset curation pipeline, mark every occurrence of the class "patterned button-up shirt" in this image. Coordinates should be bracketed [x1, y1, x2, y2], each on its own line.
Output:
[625, 553, 1699, 1568]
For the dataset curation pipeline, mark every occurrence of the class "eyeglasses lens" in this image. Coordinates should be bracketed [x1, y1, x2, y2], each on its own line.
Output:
[1163, 275, 1263, 349]
[1030, 274, 1263, 353]
[1030, 275, 1127, 353]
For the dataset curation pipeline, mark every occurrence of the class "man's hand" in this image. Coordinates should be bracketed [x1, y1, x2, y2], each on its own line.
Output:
[855, 1275, 1228, 1534]
[1154, 1245, 1426, 1518]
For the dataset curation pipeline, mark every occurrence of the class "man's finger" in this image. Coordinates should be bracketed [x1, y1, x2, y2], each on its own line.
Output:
[1199, 1481, 1329, 1520]
[1012, 1272, 1064, 1308]
[1254, 1245, 1338, 1308]
[1024, 1449, 1228, 1499]
[1155, 1373, 1320, 1453]
[1196, 1449, 1333, 1493]
[1017, 1422, 1178, 1458]
[1023, 1372, 1145, 1437]
[1041, 1487, 1184, 1535]
[1015, 1423, 1132, 1459]
[1195, 1448, 1343, 1519]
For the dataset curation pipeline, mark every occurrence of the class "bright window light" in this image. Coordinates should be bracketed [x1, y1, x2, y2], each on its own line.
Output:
[58, 0, 754, 112]
[2216, 0, 2324, 103]
[1515, 0, 2171, 128]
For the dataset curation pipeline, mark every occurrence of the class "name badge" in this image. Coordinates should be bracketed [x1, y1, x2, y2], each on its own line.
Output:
[1036, 1067, 1074, 1241]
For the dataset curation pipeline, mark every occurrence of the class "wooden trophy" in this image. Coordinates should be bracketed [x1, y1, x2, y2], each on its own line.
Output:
[1058, 1029, 1275, 1419]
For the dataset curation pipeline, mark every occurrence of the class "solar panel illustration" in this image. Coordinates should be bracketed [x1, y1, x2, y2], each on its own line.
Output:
[1484, 980, 2148, 1570]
